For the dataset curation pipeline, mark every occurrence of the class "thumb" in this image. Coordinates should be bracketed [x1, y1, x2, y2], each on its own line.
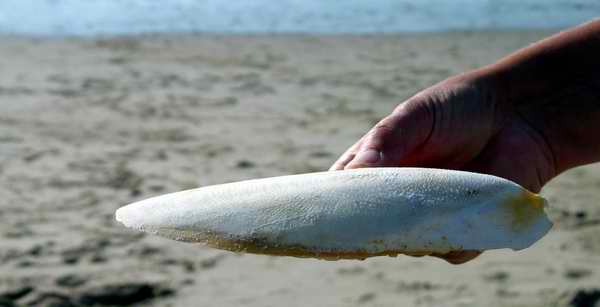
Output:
[345, 101, 433, 169]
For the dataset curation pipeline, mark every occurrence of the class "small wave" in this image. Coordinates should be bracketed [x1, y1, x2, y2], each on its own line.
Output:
[0, 0, 599, 36]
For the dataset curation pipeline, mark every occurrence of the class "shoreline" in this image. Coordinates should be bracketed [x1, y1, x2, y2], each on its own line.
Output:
[0, 29, 559, 40]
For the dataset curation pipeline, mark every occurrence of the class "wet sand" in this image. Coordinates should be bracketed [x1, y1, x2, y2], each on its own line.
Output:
[1, 31, 599, 307]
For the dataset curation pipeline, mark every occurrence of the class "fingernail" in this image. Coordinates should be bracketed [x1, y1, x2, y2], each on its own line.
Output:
[329, 164, 342, 171]
[352, 149, 381, 166]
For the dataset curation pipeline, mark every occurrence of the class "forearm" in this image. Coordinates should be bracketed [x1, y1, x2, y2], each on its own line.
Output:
[482, 20, 600, 173]
[492, 19, 600, 103]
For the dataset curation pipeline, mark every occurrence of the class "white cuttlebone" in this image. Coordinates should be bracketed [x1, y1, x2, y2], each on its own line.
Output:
[115, 168, 553, 259]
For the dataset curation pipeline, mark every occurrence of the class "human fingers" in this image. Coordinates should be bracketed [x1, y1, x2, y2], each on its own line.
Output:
[329, 136, 366, 171]
[344, 101, 433, 169]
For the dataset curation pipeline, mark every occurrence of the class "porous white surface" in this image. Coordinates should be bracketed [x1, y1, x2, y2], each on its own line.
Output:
[116, 168, 552, 255]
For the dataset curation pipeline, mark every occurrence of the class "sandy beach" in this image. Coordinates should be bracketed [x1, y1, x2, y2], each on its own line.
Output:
[1, 31, 600, 307]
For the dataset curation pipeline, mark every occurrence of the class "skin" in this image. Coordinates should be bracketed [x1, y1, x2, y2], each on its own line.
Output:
[330, 19, 600, 264]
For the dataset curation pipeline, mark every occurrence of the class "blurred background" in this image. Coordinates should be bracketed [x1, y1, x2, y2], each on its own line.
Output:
[1, 0, 600, 35]
[1, 1, 600, 307]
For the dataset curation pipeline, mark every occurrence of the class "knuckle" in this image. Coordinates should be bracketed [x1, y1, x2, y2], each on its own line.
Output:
[361, 116, 399, 150]
[371, 118, 396, 137]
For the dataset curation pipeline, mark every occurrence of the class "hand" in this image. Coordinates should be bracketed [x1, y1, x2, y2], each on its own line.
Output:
[329, 71, 558, 264]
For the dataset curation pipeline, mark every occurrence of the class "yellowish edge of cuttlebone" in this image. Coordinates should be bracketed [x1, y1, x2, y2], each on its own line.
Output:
[144, 227, 471, 261]
[505, 190, 548, 231]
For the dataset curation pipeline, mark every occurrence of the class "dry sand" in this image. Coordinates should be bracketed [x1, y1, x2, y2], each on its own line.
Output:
[1, 31, 599, 307]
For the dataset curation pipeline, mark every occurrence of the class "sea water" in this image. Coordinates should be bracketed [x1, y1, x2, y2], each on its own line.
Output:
[0, 0, 598, 36]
